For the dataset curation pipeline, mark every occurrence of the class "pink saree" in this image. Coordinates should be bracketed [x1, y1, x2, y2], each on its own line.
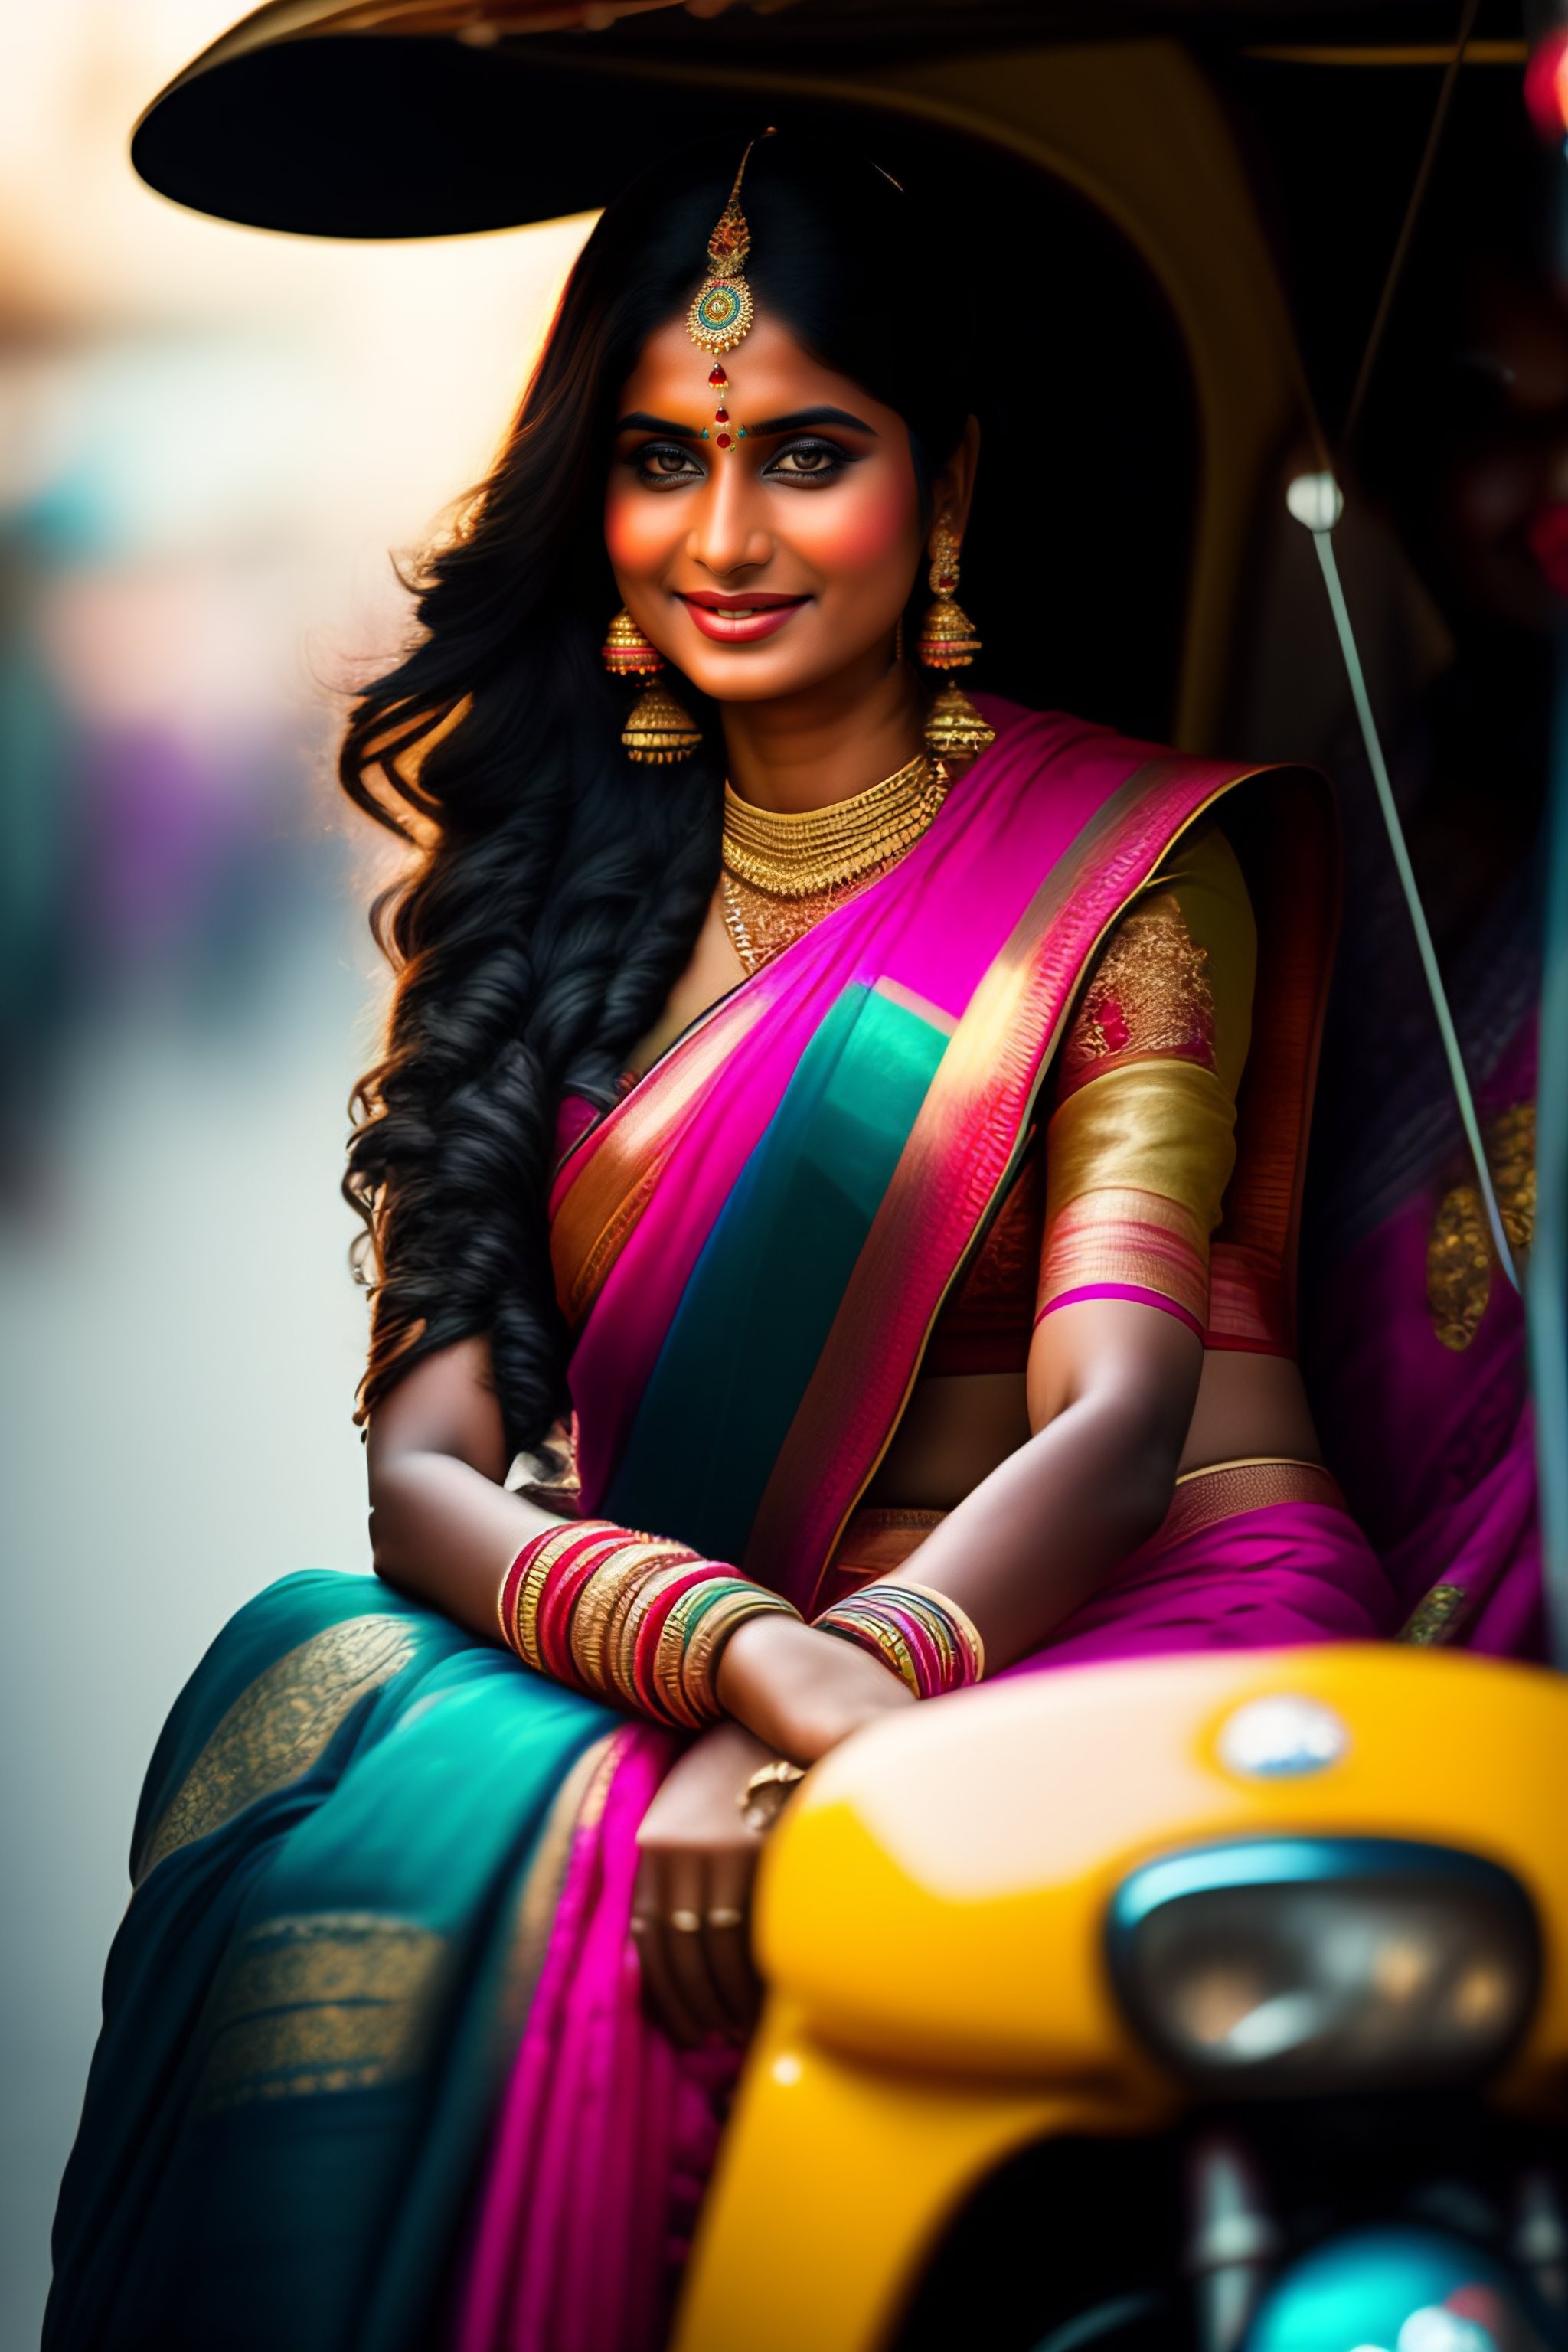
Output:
[456, 701, 1390, 2352]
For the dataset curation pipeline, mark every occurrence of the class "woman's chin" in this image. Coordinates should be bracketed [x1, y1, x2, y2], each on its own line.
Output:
[678, 635, 881, 707]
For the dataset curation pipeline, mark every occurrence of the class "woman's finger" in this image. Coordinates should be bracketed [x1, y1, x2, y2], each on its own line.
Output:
[631, 1851, 704, 2047]
[702, 1851, 760, 2033]
[663, 1852, 730, 2040]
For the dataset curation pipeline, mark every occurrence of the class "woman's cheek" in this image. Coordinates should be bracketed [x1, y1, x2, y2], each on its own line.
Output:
[789, 472, 920, 583]
[603, 488, 678, 581]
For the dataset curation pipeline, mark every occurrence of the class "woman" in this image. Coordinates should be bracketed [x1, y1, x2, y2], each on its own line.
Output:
[1306, 106, 1547, 1660]
[47, 134, 1390, 2352]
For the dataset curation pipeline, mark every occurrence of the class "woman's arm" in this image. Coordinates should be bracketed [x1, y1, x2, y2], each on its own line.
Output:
[365, 1334, 564, 1638]
[368, 1333, 911, 1745]
[720, 1293, 1202, 1699]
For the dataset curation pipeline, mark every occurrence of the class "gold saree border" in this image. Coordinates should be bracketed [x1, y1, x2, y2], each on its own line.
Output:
[488, 1726, 629, 2068]
[190, 1909, 449, 2116]
[133, 1613, 421, 1886]
[1162, 1456, 1345, 1544]
[550, 988, 773, 1330]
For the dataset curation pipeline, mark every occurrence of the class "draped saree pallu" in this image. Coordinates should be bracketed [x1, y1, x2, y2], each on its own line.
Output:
[49, 702, 1389, 2352]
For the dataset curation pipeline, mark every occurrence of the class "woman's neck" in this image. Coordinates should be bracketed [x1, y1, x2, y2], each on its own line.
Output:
[720, 638, 925, 815]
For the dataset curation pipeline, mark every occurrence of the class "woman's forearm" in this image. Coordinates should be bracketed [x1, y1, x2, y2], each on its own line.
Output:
[898, 1393, 1178, 1668]
[369, 1451, 562, 1640]
[892, 1302, 1204, 1671]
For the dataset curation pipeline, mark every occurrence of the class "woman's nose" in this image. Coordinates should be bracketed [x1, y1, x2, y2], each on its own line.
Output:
[685, 463, 773, 578]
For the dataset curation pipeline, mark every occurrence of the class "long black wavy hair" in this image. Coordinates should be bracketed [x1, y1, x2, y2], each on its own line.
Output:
[342, 132, 974, 1457]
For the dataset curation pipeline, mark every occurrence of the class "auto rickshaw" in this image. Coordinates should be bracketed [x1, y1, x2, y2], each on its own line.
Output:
[132, 7, 1568, 2344]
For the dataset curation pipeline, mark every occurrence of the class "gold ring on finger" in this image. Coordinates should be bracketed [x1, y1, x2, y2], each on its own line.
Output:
[669, 1908, 703, 1934]
[706, 1907, 745, 1930]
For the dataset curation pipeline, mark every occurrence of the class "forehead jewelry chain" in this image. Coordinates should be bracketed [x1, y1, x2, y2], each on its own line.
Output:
[688, 132, 773, 452]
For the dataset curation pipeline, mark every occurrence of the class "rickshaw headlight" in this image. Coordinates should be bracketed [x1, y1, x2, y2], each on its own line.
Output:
[1108, 1840, 1539, 2095]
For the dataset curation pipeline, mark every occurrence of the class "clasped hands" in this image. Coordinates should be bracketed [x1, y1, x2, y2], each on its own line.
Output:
[631, 1612, 913, 2044]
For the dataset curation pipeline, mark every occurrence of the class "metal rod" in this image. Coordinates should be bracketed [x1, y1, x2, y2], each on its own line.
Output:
[1294, 492, 1520, 1288]
[1342, 0, 1481, 449]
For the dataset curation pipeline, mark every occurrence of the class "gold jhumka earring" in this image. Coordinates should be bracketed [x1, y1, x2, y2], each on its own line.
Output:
[916, 521, 995, 762]
[601, 606, 702, 766]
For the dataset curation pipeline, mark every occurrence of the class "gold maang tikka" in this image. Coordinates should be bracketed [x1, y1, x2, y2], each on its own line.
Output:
[688, 133, 772, 450]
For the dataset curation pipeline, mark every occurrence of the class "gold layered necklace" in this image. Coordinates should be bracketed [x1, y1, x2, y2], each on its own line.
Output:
[720, 750, 947, 973]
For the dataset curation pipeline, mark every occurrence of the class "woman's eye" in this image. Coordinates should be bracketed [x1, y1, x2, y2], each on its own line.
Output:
[766, 439, 848, 483]
[634, 443, 701, 485]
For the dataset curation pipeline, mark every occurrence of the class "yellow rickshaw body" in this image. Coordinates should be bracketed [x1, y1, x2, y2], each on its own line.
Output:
[675, 1646, 1568, 2352]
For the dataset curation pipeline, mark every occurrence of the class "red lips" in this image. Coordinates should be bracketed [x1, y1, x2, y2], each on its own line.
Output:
[678, 591, 810, 645]
[1527, 501, 1568, 596]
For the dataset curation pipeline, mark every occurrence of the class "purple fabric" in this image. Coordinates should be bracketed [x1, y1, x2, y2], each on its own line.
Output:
[1311, 1015, 1543, 1657]
[999, 1495, 1393, 1674]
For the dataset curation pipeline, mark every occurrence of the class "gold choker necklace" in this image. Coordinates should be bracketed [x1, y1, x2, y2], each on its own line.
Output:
[720, 752, 946, 972]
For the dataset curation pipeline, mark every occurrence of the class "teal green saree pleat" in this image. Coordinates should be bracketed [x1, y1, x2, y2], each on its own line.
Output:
[47, 1571, 612, 2352]
[603, 983, 950, 1562]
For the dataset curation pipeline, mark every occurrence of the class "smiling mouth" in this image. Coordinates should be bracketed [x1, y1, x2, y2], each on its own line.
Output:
[678, 592, 811, 644]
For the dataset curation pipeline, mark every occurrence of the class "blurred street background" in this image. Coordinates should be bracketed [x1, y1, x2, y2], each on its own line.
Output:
[0, 6, 591, 2335]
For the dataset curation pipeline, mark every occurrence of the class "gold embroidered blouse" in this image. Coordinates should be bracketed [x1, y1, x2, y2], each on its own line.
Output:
[926, 823, 1256, 1371]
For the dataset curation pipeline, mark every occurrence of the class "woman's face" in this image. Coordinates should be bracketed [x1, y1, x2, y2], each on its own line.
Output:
[1416, 263, 1568, 633]
[604, 309, 931, 703]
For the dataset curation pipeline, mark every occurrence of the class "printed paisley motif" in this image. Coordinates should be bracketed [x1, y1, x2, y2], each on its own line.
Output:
[1425, 1100, 1535, 1352]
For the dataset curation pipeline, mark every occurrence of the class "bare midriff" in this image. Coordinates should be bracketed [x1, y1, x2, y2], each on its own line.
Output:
[864, 1351, 1323, 1512]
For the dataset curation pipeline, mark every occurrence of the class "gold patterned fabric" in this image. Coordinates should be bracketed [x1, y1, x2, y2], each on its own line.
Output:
[1059, 889, 1217, 1087]
[1058, 828, 1255, 1101]
[1035, 828, 1255, 1334]
[1398, 1580, 1474, 1645]
[925, 826, 1258, 1368]
[191, 1912, 448, 2116]
[1426, 1101, 1536, 1351]
[134, 1614, 420, 1886]
[1161, 1457, 1345, 1543]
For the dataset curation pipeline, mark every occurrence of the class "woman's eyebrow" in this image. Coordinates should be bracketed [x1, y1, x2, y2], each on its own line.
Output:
[748, 405, 877, 436]
[614, 410, 701, 438]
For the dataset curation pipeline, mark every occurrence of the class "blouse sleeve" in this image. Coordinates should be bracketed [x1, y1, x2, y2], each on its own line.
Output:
[1036, 823, 1256, 1339]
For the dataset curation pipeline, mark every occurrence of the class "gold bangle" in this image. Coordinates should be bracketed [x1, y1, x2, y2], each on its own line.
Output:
[895, 1579, 987, 1682]
[609, 1555, 706, 1712]
[653, 1581, 732, 1728]
[595, 1541, 680, 1680]
[569, 1542, 672, 1694]
[525, 1527, 625, 1679]
[683, 1586, 797, 1722]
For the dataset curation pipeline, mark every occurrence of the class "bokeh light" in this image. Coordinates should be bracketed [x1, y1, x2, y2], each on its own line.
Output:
[0, 6, 591, 2334]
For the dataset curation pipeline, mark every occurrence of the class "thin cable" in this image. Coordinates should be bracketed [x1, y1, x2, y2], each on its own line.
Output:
[1305, 514, 1520, 1289]
[1342, 0, 1481, 449]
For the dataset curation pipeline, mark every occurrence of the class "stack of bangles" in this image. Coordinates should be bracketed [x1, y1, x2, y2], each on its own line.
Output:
[813, 1579, 985, 1698]
[498, 1521, 986, 1726]
[498, 1519, 800, 1730]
